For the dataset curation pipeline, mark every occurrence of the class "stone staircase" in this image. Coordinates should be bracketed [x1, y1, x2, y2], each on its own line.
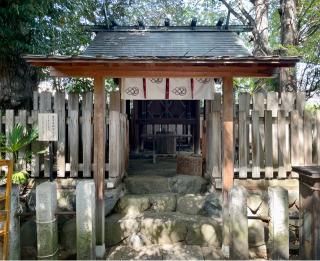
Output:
[105, 174, 225, 260]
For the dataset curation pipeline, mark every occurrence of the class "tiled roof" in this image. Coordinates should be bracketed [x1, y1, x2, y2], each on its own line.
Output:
[83, 29, 252, 58]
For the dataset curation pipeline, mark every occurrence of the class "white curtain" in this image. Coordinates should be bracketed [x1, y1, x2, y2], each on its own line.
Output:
[121, 77, 215, 100]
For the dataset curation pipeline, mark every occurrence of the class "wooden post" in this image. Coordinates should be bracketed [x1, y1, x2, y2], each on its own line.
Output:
[93, 76, 105, 258]
[222, 77, 234, 254]
[194, 100, 201, 155]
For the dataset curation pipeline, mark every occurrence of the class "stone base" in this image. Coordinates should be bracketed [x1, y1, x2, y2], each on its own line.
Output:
[106, 244, 225, 260]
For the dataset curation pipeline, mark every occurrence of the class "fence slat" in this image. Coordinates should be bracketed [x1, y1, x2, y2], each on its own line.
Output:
[18, 110, 27, 170]
[290, 111, 303, 166]
[278, 110, 288, 178]
[252, 111, 260, 178]
[265, 110, 273, 178]
[267, 92, 279, 168]
[82, 92, 93, 177]
[39, 92, 52, 177]
[54, 92, 66, 177]
[253, 93, 265, 117]
[304, 111, 313, 165]
[5, 110, 14, 160]
[238, 111, 247, 178]
[31, 111, 40, 177]
[281, 92, 295, 114]
[109, 111, 120, 179]
[296, 92, 306, 115]
[68, 93, 79, 177]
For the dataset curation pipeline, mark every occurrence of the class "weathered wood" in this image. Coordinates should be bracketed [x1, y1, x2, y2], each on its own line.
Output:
[33, 91, 39, 110]
[290, 111, 301, 166]
[238, 92, 250, 114]
[68, 93, 79, 177]
[281, 92, 295, 115]
[109, 91, 121, 112]
[31, 110, 40, 177]
[265, 110, 273, 178]
[93, 76, 106, 251]
[82, 92, 93, 177]
[238, 111, 247, 178]
[54, 92, 66, 177]
[212, 112, 222, 179]
[5, 110, 14, 160]
[222, 77, 233, 249]
[109, 111, 120, 179]
[18, 110, 27, 170]
[253, 93, 265, 117]
[278, 110, 288, 178]
[267, 92, 279, 167]
[39, 92, 52, 177]
[296, 92, 305, 115]
[252, 111, 260, 179]
[303, 111, 313, 165]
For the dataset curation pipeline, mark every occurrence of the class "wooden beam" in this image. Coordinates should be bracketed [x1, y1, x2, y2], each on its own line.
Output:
[93, 76, 106, 254]
[222, 76, 234, 250]
[49, 65, 277, 78]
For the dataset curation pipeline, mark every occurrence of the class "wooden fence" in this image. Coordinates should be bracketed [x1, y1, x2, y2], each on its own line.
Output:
[205, 91, 319, 181]
[0, 91, 130, 180]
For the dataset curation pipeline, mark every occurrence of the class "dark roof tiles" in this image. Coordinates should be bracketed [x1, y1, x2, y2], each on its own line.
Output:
[83, 31, 252, 58]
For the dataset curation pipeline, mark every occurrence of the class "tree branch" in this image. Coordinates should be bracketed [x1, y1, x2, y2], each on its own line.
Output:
[218, 0, 248, 25]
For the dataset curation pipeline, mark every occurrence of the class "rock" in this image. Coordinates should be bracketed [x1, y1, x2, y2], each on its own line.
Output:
[115, 195, 150, 216]
[201, 247, 225, 260]
[125, 175, 207, 195]
[107, 245, 162, 260]
[185, 217, 222, 247]
[177, 194, 206, 215]
[247, 192, 268, 217]
[169, 175, 207, 194]
[60, 217, 76, 254]
[105, 184, 126, 216]
[20, 218, 37, 248]
[105, 214, 140, 247]
[57, 189, 75, 211]
[149, 193, 176, 212]
[249, 244, 267, 259]
[125, 176, 170, 194]
[200, 193, 222, 218]
[127, 233, 149, 248]
[162, 244, 204, 260]
[248, 219, 266, 247]
[140, 212, 187, 244]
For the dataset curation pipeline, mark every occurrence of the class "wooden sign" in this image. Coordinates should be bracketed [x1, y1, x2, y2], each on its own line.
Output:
[38, 113, 58, 141]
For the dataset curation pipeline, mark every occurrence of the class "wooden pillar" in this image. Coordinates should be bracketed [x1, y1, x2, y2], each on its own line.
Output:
[222, 77, 234, 253]
[93, 76, 106, 258]
[194, 100, 201, 155]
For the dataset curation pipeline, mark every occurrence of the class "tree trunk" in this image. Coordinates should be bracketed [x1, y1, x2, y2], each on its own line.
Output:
[0, 56, 38, 110]
[253, 0, 271, 56]
[279, 0, 297, 92]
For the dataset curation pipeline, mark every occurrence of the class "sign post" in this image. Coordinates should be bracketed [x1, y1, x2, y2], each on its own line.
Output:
[38, 113, 58, 181]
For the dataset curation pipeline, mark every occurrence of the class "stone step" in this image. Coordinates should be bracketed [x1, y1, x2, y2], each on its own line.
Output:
[124, 174, 208, 194]
[106, 244, 225, 260]
[105, 211, 222, 248]
[115, 193, 222, 217]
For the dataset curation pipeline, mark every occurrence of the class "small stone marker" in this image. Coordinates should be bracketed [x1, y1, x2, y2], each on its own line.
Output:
[76, 181, 96, 260]
[229, 186, 249, 259]
[38, 113, 58, 141]
[9, 185, 21, 260]
[268, 186, 289, 259]
[36, 182, 58, 260]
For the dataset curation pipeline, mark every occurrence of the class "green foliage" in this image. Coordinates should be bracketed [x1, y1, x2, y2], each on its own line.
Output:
[0, 124, 39, 184]
[0, 124, 38, 162]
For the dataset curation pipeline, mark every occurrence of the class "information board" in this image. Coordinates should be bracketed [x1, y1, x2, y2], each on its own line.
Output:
[38, 113, 58, 141]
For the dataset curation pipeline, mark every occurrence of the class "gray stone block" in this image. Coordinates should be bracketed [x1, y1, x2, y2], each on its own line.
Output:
[36, 182, 58, 260]
[76, 180, 96, 260]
